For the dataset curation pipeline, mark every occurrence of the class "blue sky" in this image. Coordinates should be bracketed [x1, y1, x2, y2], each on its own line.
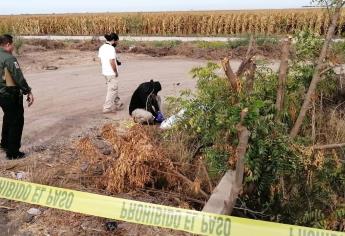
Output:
[1, 0, 312, 15]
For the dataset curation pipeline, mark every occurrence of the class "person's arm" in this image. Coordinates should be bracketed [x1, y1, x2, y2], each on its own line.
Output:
[147, 95, 160, 117]
[152, 98, 160, 116]
[110, 59, 118, 77]
[110, 47, 118, 77]
[5, 57, 34, 106]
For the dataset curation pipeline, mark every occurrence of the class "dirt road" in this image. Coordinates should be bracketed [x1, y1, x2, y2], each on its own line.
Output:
[0, 54, 209, 158]
[0, 50, 278, 160]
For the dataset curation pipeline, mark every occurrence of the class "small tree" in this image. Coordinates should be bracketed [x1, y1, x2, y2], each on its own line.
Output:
[290, 0, 345, 138]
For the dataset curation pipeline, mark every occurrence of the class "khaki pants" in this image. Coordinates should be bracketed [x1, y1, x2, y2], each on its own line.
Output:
[103, 75, 122, 112]
[131, 95, 161, 124]
[132, 109, 155, 124]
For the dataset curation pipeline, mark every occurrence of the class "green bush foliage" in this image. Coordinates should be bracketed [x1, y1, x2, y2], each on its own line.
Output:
[166, 31, 345, 230]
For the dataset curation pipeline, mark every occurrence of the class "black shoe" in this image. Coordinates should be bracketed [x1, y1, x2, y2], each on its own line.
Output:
[6, 151, 26, 160]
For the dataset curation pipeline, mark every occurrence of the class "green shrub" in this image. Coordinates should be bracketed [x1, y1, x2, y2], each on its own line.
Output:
[14, 36, 24, 55]
[166, 31, 344, 230]
[150, 40, 182, 48]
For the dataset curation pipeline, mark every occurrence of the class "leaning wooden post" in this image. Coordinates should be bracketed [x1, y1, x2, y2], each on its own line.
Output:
[203, 109, 250, 215]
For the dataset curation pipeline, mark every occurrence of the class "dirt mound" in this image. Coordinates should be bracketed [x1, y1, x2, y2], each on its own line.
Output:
[70, 39, 102, 51]
[128, 46, 178, 57]
[22, 39, 283, 60]
[26, 39, 66, 50]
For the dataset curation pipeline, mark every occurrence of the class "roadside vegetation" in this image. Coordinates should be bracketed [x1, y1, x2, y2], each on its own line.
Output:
[161, 28, 345, 230]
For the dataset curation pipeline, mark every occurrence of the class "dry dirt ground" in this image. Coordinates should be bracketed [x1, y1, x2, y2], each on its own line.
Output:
[0, 46, 279, 236]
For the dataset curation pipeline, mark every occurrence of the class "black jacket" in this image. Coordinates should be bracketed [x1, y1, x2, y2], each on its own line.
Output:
[129, 80, 161, 117]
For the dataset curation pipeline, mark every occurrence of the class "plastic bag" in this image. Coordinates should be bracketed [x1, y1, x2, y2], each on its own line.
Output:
[160, 109, 186, 130]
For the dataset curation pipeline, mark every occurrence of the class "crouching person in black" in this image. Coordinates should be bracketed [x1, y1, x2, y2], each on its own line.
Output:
[129, 80, 163, 124]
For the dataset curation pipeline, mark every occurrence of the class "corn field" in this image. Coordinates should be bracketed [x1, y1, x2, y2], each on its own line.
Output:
[1, 9, 345, 36]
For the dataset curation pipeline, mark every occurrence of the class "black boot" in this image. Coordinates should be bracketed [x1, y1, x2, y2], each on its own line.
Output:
[6, 151, 26, 160]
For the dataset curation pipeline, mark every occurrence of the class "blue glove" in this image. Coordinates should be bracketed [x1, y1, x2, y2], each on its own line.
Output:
[155, 111, 165, 123]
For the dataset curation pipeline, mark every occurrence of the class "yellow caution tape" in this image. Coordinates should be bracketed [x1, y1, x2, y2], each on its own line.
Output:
[0, 177, 344, 236]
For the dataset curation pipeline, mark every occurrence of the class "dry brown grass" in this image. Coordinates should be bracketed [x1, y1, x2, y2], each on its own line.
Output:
[72, 123, 214, 202]
[102, 124, 176, 193]
[0, 122, 218, 236]
[1, 124, 200, 235]
[315, 106, 345, 145]
[75, 124, 178, 194]
[8, 123, 211, 200]
[328, 110, 345, 144]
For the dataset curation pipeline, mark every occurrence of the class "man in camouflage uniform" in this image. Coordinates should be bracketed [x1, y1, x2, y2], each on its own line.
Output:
[0, 34, 34, 160]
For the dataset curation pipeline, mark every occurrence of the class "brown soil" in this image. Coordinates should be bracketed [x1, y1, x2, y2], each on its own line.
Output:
[23, 39, 282, 60]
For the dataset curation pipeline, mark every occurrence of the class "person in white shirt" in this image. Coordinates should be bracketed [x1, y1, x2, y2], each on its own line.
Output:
[98, 33, 123, 113]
